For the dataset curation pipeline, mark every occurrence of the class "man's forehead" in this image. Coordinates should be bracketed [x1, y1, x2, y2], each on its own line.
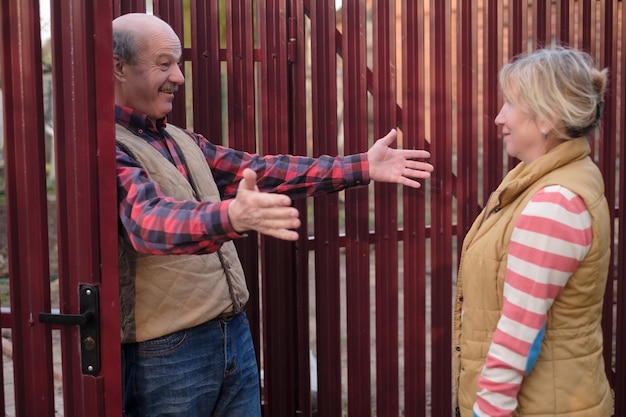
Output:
[139, 34, 182, 61]
[155, 46, 182, 60]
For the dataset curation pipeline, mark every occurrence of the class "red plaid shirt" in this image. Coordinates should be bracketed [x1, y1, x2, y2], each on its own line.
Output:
[115, 105, 369, 254]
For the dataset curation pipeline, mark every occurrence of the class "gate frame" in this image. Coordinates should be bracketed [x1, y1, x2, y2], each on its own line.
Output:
[0, 1, 624, 417]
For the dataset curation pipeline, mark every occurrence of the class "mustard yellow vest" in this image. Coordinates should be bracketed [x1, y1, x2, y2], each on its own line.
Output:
[453, 138, 613, 416]
[116, 124, 249, 343]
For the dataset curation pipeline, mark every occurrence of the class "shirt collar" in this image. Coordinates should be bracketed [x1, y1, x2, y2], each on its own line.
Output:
[115, 105, 168, 135]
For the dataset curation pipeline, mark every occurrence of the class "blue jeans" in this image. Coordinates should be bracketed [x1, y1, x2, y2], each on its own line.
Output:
[122, 312, 261, 417]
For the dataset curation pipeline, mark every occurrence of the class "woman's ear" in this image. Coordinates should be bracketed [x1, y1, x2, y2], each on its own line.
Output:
[539, 115, 559, 137]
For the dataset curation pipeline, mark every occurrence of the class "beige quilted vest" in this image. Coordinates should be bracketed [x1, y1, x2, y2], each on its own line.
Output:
[116, 123, 248, 343]
[453, 138, 613, 416]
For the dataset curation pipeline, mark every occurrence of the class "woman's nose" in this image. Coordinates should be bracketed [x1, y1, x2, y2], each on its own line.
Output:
[494, 106, 505, 125]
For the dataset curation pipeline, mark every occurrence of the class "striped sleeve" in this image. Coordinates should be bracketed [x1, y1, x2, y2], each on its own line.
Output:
[473, 185, 593, 417]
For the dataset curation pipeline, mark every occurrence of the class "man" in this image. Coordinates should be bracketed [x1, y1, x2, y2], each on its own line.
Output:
[113, 12, 433, 417]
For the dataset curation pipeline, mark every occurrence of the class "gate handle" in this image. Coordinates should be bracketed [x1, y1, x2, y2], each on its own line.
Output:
[39, 310, 94, 326]
[38, 284, 101, 376]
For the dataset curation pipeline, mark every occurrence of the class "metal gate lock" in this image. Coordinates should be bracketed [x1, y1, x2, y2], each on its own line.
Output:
[83, 336, 96, 351]
[38, 284, 101, 376]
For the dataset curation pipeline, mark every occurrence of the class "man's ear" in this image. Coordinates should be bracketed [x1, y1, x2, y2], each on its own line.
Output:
[113, 55, 126, 81]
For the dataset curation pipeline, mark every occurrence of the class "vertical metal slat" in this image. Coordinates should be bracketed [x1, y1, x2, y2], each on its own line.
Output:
[372, 1, 399, 415]
[614, 5, 626, 415]
[51, 1, 120, 415]
[482, 0, 503, 198]
[532, 0, 549, 48]
[153, 0, 187, 126]
[598, 0, 618, 390]
[429, 0, 454, 415]
[258, 0, 299, 415]
[401, 0, 428, 415]
[113, 0, 147, 16]
[342, 0, 372, 415]
[0, 1, 55, 415]
[189, 0, 223, 141]
[310, 0, 342, 415]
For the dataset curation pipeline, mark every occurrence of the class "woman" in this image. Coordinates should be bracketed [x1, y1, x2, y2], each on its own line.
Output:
[453, 46, 614, 417]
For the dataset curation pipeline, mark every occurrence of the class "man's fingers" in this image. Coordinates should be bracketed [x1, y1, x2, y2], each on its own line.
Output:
[228, 185, 300, 236]
[249, 207, 301, 241]
[265, 228, 300, 241]
[255, 207, 301, 228]
[253, 192, 293, 208]
[231, 169, 301, 240]
[379, 128, 397, 145]
[397, 176, 424, 189]
[405, 159, 434, 170]
[257, 209, 300, 233]
[403, 161, 435, 179]
[403, 149, 432, 160]
[240, 168, 258, 191]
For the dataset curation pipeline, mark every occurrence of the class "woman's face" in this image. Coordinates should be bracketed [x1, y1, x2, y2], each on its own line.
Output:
[494, 99, 547, 164]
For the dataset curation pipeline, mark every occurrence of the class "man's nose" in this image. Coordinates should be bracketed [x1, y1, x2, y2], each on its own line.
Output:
[172, 64, 185, 84]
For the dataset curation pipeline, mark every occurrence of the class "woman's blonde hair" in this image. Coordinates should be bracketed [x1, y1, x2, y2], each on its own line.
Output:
[498, 45, 608, 139]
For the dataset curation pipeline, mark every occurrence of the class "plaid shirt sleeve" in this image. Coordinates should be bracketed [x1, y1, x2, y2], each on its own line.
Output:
[117, 147, 240, 255]
[189, 130, 369, 199]
[117, 128, 369, 255]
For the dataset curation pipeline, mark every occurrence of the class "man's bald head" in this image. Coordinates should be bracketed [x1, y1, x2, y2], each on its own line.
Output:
[113, 13, 179, 65]
[112, 13, 184, 122]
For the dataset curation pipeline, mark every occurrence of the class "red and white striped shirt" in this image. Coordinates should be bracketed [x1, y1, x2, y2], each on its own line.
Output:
[473, 185, 593, 417]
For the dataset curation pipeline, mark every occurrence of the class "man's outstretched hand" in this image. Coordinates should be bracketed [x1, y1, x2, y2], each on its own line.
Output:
[227, 130, 432, 240]
[367, 129, 433, 188]
[228, 168, 301, 241]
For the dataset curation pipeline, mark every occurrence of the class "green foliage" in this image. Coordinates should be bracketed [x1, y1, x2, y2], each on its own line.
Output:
[42, 39, 52, 69]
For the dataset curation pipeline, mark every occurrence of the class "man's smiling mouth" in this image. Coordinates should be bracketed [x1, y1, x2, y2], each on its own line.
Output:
[159, 86, 178, 94]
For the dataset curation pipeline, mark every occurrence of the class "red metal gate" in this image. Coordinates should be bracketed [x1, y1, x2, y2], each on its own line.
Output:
[0, 1, 120, 416]
[0, 1, 625, 417]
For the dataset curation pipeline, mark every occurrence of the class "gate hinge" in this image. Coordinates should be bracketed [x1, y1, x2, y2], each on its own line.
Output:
[288, 17, 297, 63]
[39, 284, 101, 376]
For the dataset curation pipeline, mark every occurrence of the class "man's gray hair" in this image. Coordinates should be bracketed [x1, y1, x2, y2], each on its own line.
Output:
[113, 29, 137, 65]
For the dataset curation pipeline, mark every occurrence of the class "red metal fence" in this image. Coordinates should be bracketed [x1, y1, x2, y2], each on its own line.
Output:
[0, 1, 624, 416]
[0, 1, 120, 416]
